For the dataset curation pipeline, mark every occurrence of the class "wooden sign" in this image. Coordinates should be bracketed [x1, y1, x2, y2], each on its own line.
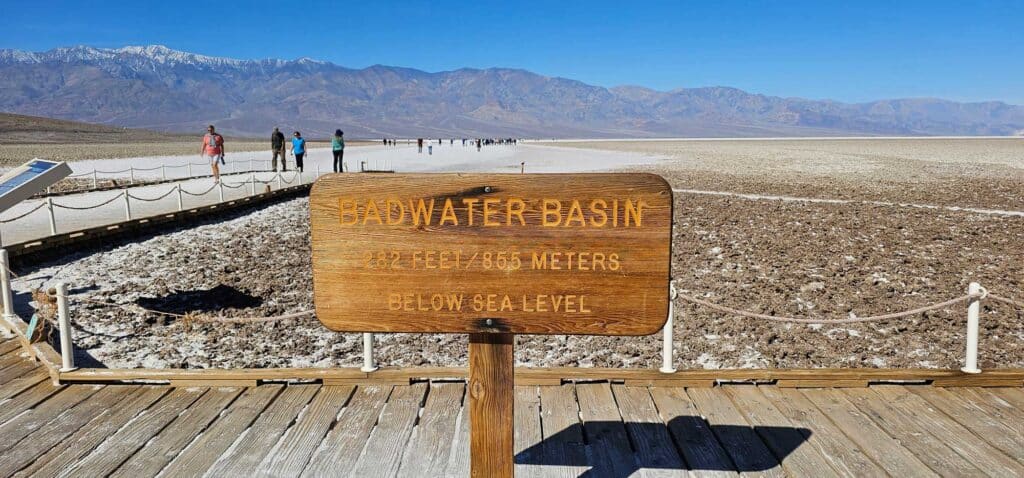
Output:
[310, 173, 673, 335]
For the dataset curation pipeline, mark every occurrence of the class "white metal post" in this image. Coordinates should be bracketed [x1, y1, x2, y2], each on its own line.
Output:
[45, 197, 57, 236]
[316, 163, 321, 177]
[962, 282, 982, 374]
[187, 162, 193, 177]
[0, 249, 14, 322]
[661, 283, 677, 373]
[218, 181, 225, 202]
[277, 173, 283, 190]
[92, 170, 98, 189]
[161, 165, 167, 180]
[250, 174, 256, 195]
[361, 333, 378, 372]
[129, 167, 135, 184]
[56, 282, 76, 371]
[176, 184, 183, 211]
[250, 158, 254, 171]
[123, 191, 132, 221]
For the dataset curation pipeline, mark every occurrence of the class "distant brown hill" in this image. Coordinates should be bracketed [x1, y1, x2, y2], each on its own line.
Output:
[0, 112, 193, 144]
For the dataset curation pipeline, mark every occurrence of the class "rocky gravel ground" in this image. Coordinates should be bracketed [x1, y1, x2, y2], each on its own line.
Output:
[14, 189, 1023, 370]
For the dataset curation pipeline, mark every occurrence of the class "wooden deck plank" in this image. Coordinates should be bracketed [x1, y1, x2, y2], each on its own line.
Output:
[258, 385, 356, 477]
[611, 384, 687, 476]
[687, 387, 783, 477]
[0, 385, 139, 476]
[908, 387, 1024, 463]
[981, 387, 1024, 416]
[0, 339, 21, 356]
[0, 379, 61, 424]
[14, 387, 169, 478]
[537, 384, 589, 478]
[397, 382, 466, 478]
[109, 387, 244, 477]
[443, 391, 470, 478]
[0, 384, 102, 453]
[869, 385, 1024, 476]
[725, 386, 846, 477]
[649, 387, 736, 478]
[350, 382, 429, 477]
[575, 382, 641, 477]
[0, 348, 25, 370]
[511, 386, 545, 477]
[302, 385, 392, 477]
[158, 385, 284, 478]
[799, 388, 938, 477]
[205, 384, 319, 476]
[0, 360, 39, 386]
[0, 368, 48, 402]
[758, 387, 883, 476]
[59, 387, 208, 477]
[840, 387, 985, 476]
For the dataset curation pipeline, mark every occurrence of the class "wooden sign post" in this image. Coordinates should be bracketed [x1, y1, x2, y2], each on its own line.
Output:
[311, 173, 672, 477]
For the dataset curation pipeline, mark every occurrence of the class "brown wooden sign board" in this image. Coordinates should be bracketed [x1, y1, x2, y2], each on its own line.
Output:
[310, 173, 673, 336]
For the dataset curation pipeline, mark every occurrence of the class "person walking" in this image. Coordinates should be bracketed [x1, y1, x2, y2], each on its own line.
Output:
[417, 138, 424, 153]
[290, 131, 307, 172]
[332, 129, 346, 172]
[200, 125, 225, 182]
[271, 127, 287, 172]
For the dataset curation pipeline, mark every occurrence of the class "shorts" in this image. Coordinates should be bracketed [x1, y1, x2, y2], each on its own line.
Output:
[203, 154, 221, 165]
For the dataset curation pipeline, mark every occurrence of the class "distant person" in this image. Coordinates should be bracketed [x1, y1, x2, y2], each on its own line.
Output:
[428, 144, 433, 155]
[290, 131, 307, 172]
[200, 125, 225, 182]
[450, 138, 453, 145]
[333, 129, 346, 172]
[382, 137, 387, 147]
[417, 138, 424, 153]
[271, 127, 286, 171]
[476, 138, 481, 151]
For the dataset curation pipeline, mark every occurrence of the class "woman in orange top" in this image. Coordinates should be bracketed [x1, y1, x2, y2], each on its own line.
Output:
[200, 124, 225, 182]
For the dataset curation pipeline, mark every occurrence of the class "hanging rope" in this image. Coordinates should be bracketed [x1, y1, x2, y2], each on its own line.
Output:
[52, 192, 126, 210]
[0, 202, 47, 223]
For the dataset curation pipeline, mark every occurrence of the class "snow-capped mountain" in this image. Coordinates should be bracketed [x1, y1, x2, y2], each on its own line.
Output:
[1, 44, 1022, 138]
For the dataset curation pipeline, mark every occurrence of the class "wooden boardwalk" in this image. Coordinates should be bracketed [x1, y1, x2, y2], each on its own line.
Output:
[1, 337, 1023, 477]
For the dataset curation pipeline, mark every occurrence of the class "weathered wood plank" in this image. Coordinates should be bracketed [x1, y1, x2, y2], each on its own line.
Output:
[648, 387, 736, 477]
[443, 391, 471, 478]
[511, 386, 545, 477]
[302, 385, 392, 477]
[0, 378, 60, 424]
[840, 387, 984, 476]
[869, 385, 1024, 476]
[0, 368, 48, 402]
[159, 385, 283, 478]
[15, 387, 168, 478]
[725, 386, 844, 477]
[0, 360, 38, 385]
[109, 387, 243, 477]
[687, 387, 783, 477]
[351, 382, 429, 477]
[799, 388, 937, 477]
[575, 382, 639, 477]
[58, 387, 207, 477]
[908, 387, 1024, 463]
[0, 339, 21, 356]
[205, 384, 319, 476]
[258, 385, 355, 477]
[468, 333, 515, 478]
[982, 387, 1024, 414]
[0, 385, 138, 476]
[611, 384, 686, 476]
[758, 387, 884, 477]
[0, 384, 102, 453]
[537, 384, 588, 478]
[397, 382, 466, 477]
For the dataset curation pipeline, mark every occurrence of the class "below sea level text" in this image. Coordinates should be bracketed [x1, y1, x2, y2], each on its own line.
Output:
[388, 293, 593, 314]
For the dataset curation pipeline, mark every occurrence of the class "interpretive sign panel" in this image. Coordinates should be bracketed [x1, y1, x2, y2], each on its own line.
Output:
[310, 173, 673, 335]
[0, 159, 72, 213]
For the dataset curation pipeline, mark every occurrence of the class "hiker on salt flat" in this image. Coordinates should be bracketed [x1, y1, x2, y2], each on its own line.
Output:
[271, 127, 287, 172]
[200, 124, 225, 183]
[290, 131, 307, 172]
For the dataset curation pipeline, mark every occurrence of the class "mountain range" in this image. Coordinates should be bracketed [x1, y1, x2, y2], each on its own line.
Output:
[1, 45, 1022, 138]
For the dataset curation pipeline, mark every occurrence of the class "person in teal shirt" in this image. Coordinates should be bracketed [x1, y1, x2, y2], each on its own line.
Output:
[289, 131, 307, 172]
[331, 129, 345, 172]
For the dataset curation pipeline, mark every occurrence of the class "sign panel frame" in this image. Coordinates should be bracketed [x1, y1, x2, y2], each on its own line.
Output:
[310, 173, 673, 336]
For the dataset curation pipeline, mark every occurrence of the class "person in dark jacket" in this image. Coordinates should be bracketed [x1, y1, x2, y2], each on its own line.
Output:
[271, 127, 286, 171]
[332, 129, 346, 172]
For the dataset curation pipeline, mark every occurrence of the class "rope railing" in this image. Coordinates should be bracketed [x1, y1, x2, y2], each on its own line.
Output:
[673, 290, 983, 324]
[0, 202, 47, 223]
[126, 187, 178, 202]
[180, 183, 218, 197]
[51, 192, 126, 210]
[70, 295, 314, 325]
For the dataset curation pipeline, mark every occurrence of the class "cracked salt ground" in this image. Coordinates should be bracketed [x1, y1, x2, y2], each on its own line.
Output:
[10, 187, 1024, 370]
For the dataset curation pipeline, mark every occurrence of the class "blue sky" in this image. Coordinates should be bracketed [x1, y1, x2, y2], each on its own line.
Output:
[1, 0, 1021, 104]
